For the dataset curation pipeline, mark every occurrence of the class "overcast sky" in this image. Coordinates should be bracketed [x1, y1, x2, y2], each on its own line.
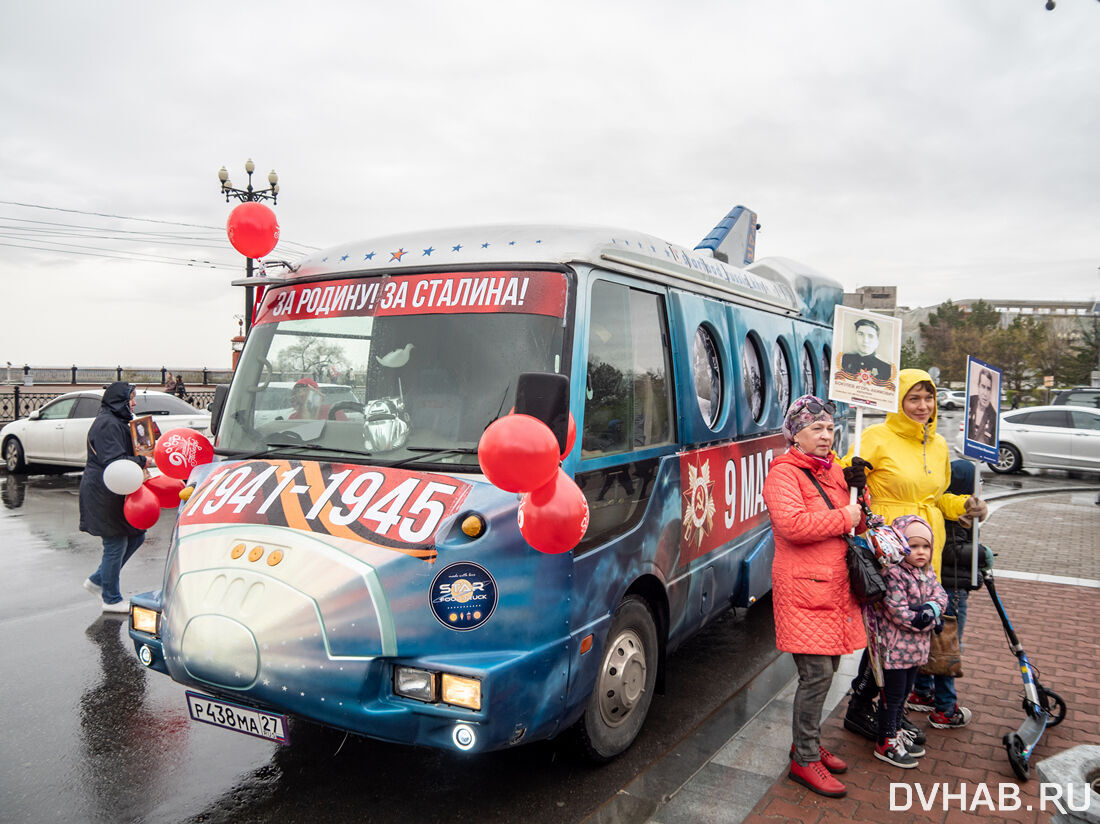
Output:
[2, 0, 1097, 370]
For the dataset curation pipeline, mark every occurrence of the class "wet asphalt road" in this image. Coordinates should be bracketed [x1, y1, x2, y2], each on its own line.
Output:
[0, 470, 781, 824]
[1, 408, 1094, 824]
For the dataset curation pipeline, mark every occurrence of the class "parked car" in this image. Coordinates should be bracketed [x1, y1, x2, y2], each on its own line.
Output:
[1052, 387, 1100, 409]
[1, 389, 211, 474]
[938, 390, 967, 410]
[953, 405, 1100, 474]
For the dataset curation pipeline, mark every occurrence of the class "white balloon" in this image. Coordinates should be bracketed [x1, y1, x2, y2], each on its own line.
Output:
[103, 459, 143, 495]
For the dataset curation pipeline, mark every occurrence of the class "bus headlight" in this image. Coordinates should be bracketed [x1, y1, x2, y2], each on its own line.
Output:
[441, 673, 481, 711]
[131, 606, 160, 637]
[394, 667, 437, 702]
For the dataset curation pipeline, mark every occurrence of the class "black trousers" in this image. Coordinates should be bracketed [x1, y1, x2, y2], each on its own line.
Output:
[850, 648, 878, 706]
[877, 666, 918, 745]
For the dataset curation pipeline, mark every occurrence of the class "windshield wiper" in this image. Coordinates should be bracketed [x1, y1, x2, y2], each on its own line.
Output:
[383, 446, 479, 469]
[214, 441, 372, 462]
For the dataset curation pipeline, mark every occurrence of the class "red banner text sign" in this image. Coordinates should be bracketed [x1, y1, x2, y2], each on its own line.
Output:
[255, 271, 567, 325]
[679, 433, 787, 565]
[178, 460, 472, 562]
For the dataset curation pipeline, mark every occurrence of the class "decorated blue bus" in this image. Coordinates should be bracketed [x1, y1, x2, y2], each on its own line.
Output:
[129, 205, 844, 759]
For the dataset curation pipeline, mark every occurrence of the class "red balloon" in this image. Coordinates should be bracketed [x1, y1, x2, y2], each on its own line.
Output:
[517, 468, 589, 552]
[517, 469, 590, 554]
[145, 473, 186, 508]
[124, 485, 161, 530]
[509, 406, 575, 461]
[561, 413, 576, 460]
[226, 202, 280, 259]
[154, 428, 215, 481]
[478, 414, 560, 493]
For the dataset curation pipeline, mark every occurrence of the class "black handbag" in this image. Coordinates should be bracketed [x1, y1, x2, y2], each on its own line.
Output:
[799, 469, 886, 605]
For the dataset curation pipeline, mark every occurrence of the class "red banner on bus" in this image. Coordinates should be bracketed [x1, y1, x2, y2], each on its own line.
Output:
[179, 459, 472, 562]
[255, 271, 568, 324]
[678, 433, 787, 565]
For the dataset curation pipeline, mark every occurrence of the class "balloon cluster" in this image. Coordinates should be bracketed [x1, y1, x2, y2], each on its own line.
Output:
[477, 413, 588, 554]
[103, 428, 214, 530]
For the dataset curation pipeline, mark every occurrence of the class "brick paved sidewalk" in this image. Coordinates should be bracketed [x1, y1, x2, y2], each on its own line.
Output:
[741, 576, 1100, 824]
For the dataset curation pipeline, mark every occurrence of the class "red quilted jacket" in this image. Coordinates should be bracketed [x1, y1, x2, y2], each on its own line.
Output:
[762, 448, 867, 655]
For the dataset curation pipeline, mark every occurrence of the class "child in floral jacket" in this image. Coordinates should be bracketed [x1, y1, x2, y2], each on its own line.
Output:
[869, 515, 948, 768]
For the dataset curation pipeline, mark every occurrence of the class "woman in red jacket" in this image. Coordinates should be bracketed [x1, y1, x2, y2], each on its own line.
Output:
[761, 395, 866, 798]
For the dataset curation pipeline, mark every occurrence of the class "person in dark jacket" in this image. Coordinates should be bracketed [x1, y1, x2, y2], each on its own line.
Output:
[173, 375, 187, 400]
[908, 459, 993, 728]
[80, 382, 149, 613]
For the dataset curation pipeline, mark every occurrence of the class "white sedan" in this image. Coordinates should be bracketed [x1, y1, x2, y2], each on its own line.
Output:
[1, 389, 211, 474]
[954, 404, 1100, 474]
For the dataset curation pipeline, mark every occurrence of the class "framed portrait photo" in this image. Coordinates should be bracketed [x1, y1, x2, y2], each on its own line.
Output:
[130, 415, 155, 457]
[828, 306, 903, 412]
[962, 356, 1002, 463]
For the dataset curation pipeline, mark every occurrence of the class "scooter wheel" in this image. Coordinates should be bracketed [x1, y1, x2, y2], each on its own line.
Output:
[1004, 733, 1030, 782]
[1040, 687, 1067, 728]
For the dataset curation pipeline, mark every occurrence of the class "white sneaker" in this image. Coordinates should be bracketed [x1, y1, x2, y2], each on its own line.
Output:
[101, 599, 130, 614]
[82, 578, 101, 596]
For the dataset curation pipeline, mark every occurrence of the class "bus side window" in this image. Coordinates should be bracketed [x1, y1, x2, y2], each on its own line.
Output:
[582, 281, 674, 457]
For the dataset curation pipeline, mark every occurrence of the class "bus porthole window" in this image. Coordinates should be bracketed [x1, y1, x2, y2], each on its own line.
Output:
[821, 345, 832, 391]
[742, 334, 765, 422]
[800, 343, 816, 396]
[774, 340, 791, 414]
[692, 326, 722, 428]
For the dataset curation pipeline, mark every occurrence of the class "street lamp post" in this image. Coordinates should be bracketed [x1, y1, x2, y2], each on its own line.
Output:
[218, 159, 279, 332]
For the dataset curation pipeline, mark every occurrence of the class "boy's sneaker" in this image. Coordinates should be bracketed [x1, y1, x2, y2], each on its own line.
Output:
[843, 700, 878, 742]
[788, 758, 847, 797]
[82, 578, 101, 597]
[899, 715, 926, 746]
[101, 599, 130, 614]
[874, 737, 919, 769]
[897, 727, 926, 757]
[929, 704, 972, 729]
[905, 691, 935, 712]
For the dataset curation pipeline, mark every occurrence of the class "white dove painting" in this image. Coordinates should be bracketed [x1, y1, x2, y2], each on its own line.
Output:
[375, 343, 414, 368]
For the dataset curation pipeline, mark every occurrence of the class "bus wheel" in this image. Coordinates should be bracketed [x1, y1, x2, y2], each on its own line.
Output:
[576, 595, 658, 761]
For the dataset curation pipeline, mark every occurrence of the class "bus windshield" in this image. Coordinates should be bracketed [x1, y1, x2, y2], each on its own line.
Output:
[218, 270, 570, 469]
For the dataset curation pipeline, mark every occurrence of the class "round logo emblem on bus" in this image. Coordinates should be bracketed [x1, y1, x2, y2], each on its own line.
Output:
[429, 562, 497, 631]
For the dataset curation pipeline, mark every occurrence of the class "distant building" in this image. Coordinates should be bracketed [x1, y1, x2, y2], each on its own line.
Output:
[843, 286, 899, 314]
[846, 289, 1096, 358]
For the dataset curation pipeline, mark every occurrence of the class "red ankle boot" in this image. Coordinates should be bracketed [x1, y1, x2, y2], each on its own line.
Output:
[788, 757, 847, 797]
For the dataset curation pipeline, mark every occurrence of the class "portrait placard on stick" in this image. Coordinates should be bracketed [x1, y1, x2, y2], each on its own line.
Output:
[828, 306, 902, 413]
[962, 356, 1002, 463]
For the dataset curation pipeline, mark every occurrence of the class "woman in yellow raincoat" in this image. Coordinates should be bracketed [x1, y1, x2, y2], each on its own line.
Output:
[841, 368, 988, 742]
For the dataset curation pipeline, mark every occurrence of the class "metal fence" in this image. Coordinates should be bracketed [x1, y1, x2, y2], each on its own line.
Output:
[3, 365, 234, 387]
[0, 388, 219, 424]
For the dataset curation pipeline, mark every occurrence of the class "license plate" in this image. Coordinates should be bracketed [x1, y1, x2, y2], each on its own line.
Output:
[186, 691, 289, 744]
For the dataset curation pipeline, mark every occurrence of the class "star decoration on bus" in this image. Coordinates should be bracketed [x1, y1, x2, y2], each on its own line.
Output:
[681, 460, 716, 550]
[390, 248, 407, 261]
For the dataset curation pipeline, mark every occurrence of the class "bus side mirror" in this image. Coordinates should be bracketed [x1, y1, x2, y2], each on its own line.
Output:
[209, 384, 230, 438]
[515, 372, 569, 455]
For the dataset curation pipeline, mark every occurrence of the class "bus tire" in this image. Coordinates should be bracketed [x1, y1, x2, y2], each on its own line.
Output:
[575, 595, 658, 761]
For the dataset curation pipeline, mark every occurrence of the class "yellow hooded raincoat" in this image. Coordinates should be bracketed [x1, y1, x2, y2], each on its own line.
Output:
[843, 369, 970, 576]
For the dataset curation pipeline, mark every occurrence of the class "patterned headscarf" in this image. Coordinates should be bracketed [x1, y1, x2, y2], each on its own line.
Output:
[892, 514, 933, 546]
[782, 394, 835, 443]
